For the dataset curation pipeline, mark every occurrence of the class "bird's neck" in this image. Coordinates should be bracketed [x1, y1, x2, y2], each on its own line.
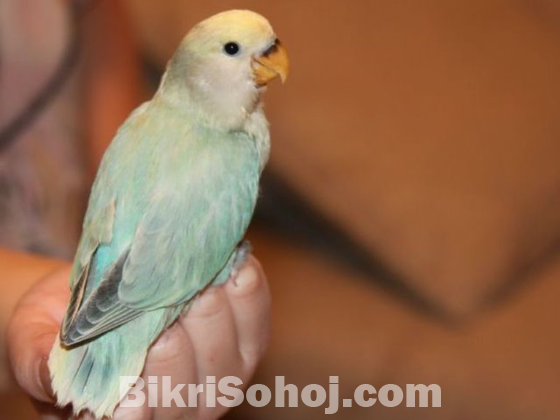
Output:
[156, 68, 263, 132]
[154, 71, 271, 170]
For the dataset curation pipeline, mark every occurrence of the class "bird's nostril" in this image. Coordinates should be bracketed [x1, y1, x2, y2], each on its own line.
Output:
[262, 39, 280, 57]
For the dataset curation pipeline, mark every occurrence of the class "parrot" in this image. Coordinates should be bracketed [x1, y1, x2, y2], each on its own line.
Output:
[48, 9, 289, 418]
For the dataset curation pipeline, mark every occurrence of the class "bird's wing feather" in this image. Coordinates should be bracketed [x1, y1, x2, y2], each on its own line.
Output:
[61, 198, 117, 342]
[120, 164, 257, 309]
[62, 129, 259, 345]
[62, 250, 141, 345]
[61, 102, 151, 345]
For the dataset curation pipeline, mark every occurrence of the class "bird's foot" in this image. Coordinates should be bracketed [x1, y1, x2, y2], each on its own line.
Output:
[229, 240, 252, 286]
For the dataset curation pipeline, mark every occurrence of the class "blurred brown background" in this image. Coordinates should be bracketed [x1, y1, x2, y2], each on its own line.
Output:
[3, 0, 560, 418]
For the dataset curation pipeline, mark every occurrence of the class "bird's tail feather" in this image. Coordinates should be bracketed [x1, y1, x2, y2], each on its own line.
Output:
[48, 310, 171, 418]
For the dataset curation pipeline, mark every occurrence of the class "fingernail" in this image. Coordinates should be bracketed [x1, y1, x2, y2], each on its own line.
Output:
[188, 287, 223, 318]
[237, 264, 257, 286]
[192, 287, 218, 308]
[38, 357, 55, 402]
[190, 292, 205, 310]
[150, 322, 177, 350]
[229, 262, 262, 295]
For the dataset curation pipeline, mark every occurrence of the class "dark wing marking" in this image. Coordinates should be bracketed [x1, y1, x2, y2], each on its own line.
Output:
[62, 251, 95, 337]
[61, 250, 142, 346]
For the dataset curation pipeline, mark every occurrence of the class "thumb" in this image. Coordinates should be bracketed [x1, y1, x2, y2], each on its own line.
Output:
[7, 266, 71, 403]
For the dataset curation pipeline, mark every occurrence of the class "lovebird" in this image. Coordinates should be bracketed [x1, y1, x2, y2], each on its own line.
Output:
[48, 10, 288, 418]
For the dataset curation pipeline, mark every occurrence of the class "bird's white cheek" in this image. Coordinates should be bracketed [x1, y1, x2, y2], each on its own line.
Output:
[194, 76, 211, 93]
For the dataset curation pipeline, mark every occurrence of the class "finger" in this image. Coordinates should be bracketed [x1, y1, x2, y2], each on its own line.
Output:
[225, 256, 270, 372]
[127, 321, 198, 420]
[7, 266, 71, 403]
[112, 395, 151, 420]
[180, 285, 242, 418]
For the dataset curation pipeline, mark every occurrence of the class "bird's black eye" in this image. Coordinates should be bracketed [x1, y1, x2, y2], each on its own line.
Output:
[224, 42, 241, 56]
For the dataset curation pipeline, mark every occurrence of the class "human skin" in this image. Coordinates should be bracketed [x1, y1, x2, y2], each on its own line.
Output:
[6, 255, 270, 420]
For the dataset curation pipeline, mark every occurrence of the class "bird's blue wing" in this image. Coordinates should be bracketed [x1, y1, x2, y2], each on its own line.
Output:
[61, 129, 259, 345]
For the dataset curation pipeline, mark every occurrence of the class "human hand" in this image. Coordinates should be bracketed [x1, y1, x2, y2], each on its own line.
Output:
[7, 256, 270, 420]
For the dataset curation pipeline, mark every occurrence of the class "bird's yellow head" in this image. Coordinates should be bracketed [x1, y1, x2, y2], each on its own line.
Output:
[185, 10, 289, 86]
[161, 10, 289, 128]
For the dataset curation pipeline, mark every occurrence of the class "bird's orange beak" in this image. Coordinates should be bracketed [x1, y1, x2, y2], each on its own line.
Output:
[252, 39, 289, 87]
